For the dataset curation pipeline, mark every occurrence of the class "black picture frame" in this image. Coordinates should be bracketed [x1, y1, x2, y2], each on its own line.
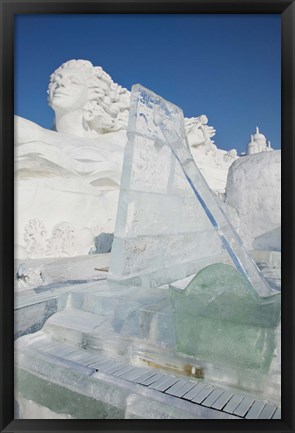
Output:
[1, 1, 294, 432]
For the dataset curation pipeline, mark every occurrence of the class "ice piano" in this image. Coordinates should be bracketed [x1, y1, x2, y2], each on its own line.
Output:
[15, 85, 281, 419]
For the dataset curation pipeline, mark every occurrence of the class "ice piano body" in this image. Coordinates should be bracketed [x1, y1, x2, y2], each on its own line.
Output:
[109, 83, 280, 383]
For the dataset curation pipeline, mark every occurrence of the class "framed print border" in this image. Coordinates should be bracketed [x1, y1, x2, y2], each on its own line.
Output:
[1, 1, 294, 432]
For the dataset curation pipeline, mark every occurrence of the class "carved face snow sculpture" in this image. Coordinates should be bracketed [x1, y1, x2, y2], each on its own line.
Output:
[49, 68, 89, 112]
[185, 115, 216, 150]
[48, 59, 130, 137]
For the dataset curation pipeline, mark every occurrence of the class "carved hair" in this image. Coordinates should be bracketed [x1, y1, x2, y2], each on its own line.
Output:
[48, 59, 130, 134]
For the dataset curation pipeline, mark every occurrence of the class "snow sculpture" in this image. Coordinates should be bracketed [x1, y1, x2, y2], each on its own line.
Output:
[16, 59, 230, 259]
[49, 59, 219, 146]
[24, 219, 48, 258]
[14, 81, 281, 414]
[185, 115, 216, 150]
[247, 127, 273, 155]
[225, 150, 281, 250]
[223, 148, 238, 162]
[109, 84, 272, 298]
[46, 222, 77, 257]
[14, 114, 125, 258]
[48, 59, 130, 136]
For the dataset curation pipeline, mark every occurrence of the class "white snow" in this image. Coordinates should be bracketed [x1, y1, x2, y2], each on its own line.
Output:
[225, 150, 281, 250]
[15, 114, 281, 260]
[15, 116, 125, 258]
[14, 114, 239, 259]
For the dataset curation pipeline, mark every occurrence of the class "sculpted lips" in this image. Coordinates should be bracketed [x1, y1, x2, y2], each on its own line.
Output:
[53, 90, 68, 97]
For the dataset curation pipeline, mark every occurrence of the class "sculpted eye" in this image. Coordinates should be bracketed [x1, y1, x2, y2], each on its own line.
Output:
[70, 77, 81, 85]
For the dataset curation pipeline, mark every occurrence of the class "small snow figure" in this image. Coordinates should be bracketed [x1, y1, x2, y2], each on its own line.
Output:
[24, 218, 48, 258]
[47, 221, 77, 257]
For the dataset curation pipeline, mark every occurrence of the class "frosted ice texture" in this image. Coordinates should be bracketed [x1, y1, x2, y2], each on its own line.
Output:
[109, 85, 271, 298]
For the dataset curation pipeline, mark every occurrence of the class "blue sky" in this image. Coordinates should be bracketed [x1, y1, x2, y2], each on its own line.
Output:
[14, 14, 281, 154]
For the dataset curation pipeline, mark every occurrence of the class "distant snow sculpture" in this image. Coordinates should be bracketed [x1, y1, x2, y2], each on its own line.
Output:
[24, 219, 48, 259]
[23, 219, 88, 259]
[48, 59, 130, 136]
[46, 222, 77, 257]
[185, 114, 216, 151]
[223, 148, 238, 162]
[247, 127, 273, 155]
[225, 150, 281, 251]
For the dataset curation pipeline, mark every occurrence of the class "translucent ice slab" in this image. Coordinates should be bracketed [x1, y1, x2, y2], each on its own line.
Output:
[170, 263, 280, 372]
[109, 84, 272, 299]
